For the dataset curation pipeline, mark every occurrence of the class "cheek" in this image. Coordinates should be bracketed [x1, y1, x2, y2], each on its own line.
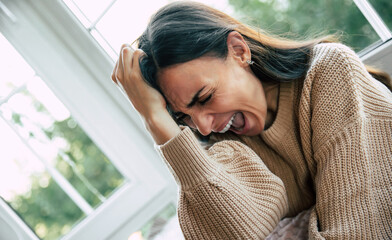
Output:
[211, 94, 235, 110]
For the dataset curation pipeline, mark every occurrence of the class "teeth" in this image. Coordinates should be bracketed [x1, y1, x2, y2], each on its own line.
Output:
[219, 114, 236, 133]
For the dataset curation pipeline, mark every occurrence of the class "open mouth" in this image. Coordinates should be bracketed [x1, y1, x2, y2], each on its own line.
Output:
[219, 112, 245, 133]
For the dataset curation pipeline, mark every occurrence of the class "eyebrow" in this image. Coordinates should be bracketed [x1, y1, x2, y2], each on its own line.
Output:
[186, 86, 205, 108]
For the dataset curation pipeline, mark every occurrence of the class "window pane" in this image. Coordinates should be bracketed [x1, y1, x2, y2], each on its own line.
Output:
[62, 0, 234, 60]
[94, 0, 167, 54]
[1, 77, 125, 207]
[0, 118, 84, 240]
[228, 0, 380, 51]
[0, 36, 34, 99]
[368, 0, 392, 32]
[0, 33, 125, 239]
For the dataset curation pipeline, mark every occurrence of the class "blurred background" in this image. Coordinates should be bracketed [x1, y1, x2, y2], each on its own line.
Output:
[0, 0, 391, 239]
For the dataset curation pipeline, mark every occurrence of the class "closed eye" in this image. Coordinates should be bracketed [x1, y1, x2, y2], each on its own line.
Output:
[173, 112, 185, 122]
[199, 94, 212, 105]
[174, 113, 195, 128]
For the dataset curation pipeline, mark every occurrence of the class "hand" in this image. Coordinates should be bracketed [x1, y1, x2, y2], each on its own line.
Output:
[111, 44, 181, 144]
[111, 44, 166, 118]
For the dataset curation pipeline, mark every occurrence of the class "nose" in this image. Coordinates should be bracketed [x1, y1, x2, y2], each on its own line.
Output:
[191, 112, 214, 136]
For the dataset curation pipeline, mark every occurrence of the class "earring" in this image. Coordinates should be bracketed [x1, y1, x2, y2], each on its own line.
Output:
[246, 59, 254, 65]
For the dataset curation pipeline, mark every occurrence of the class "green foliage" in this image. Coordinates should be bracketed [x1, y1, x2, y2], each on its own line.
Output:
[11, 177, 84, 240]
[48, 118, 125, 204]
[228, 0, 391, 51]
[10, 115, 124, 239]
[11, 112, 22, 126]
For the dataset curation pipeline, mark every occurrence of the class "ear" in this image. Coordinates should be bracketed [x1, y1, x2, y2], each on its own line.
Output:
[226, 31, 251, 66]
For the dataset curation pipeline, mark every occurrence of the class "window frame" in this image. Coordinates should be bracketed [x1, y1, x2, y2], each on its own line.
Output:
[353, 0, 392, 41]
[0, 199, 39, 240]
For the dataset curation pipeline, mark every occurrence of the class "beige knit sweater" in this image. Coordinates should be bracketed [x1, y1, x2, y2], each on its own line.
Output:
[157, 43, 392, 239]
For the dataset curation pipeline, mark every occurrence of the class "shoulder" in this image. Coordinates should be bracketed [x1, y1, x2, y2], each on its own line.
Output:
[312, 42, 355, 55]
[312, 42, 357, 60]
[304, 43, 390, 102]
[304, 43, 368, 100]
[303, 43, 361, 101]
[300, 43, 392, 150]
[304, 42, 371, 96]
[300, 43, 364, 147]
[308, 43, 360, 74]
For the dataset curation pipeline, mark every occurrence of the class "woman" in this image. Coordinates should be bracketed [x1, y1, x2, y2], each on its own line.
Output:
[111, 1, 392, 239]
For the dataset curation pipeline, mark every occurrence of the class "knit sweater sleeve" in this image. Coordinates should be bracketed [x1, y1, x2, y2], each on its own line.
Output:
[157, 127, 289, 239]
[305, 43, 392, 239]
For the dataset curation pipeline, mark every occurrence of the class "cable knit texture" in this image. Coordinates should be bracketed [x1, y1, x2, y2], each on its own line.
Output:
[157, 43, 392, 239]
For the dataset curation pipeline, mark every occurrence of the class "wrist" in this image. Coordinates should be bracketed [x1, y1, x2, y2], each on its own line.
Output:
[143, 109, 181, 145]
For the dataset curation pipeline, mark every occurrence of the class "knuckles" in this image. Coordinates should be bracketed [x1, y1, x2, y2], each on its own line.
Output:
[121, 43, 129, 49]
[111, 44, 145, 85]
[122, 47, 132, 56]
[111, 70, 118, 83]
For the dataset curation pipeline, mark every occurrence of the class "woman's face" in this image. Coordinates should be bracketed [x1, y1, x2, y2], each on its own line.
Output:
[158, 53, 269, 136]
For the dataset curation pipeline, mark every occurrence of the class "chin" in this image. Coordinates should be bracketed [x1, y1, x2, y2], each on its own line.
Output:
[234, 114, 264, 136]
[244, 129, 263, 136]
[247, 118, 265, 135]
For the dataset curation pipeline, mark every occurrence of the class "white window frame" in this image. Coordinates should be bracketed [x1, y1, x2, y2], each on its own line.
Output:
[0, 0, 177, 239]
[353, 0, 392, 41]
[0, 200, 39, 240]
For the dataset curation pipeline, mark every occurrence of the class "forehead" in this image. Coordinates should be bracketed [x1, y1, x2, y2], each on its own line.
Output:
[157, 57, 222, 110]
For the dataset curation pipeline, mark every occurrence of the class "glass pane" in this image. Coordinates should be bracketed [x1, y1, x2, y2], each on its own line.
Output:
[62, 0, 233, 60]
[94, 0, 233, 56]
[0, 33, 125, 239]
[228, 0, 380, 51]
[1, 76, 125, 207]
[368, 0, 392, 32]
[94, 0, 168, 54]
[0, 34, 35, 99]
[0, 118, 84, 240]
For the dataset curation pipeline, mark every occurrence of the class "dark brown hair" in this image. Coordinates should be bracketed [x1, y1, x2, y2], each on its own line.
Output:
[137, 1, 391, 114]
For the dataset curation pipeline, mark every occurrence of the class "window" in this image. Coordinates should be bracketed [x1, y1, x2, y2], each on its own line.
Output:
[0, 33, 125, 239]
[61, 0, 392, 60]
[367, 0, 392, 33]
[61, 0, 233, 61]
[0, 0, 177, 239]
[228, 0, 391, 52]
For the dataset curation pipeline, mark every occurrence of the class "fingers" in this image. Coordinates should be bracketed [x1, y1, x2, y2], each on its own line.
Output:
[111, 61, 119, 83]
[121, 46, 134, 77]
[111, 43, 133, 84]
[132, 49, 146, 73]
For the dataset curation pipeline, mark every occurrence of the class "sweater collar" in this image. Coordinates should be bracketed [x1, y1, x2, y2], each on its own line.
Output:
[260, 81, 295, 144]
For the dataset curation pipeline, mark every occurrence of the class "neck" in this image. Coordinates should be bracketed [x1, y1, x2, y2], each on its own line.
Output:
[263, 82, 279, 129]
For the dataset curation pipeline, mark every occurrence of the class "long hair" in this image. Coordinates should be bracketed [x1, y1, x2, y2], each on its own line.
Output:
[137, 1, 391, 109]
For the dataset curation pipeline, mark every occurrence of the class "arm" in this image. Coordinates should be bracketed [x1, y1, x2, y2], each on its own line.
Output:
[306, 44, 392, 239]
[111, 45, 180, 145]
[112, 45, 289, 239]
[157, 127, 289, 239]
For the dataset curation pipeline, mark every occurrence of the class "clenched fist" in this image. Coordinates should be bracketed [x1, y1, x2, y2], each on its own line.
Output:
[111, 44, 180, 144]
